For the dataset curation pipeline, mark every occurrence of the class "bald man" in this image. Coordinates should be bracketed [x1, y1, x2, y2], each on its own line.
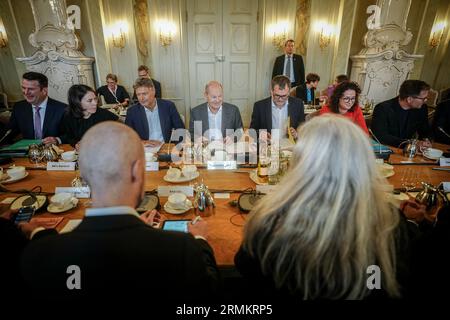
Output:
[20, 122, 218, 301]
[189, 81, 243, 143]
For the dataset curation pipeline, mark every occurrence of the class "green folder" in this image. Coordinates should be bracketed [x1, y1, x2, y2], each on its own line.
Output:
[0, 139, 41, 153]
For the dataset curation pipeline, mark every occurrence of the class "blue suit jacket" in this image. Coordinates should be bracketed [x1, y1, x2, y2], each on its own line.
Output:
[8, 98, 67, 141]
[125, 99, 185, 142]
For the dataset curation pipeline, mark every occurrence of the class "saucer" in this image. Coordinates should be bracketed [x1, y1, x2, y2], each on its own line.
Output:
[164, 199, 193, 214]
[47, 198, 78, 213]
[423, 154, 441, 161]
[249, 170, 268, 185]
[60, 156, 77, 162]
[163, 171, 199, 183]
[1, 172, 29, 184]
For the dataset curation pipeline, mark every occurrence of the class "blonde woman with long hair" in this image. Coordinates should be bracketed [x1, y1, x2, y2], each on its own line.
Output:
[235, 115, 421, 300]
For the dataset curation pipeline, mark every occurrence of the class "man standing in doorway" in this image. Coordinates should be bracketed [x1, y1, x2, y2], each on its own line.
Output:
[272, 39, 305, 88]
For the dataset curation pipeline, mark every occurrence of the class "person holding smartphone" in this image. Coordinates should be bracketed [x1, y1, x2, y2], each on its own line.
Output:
[20, 122, 219, 302]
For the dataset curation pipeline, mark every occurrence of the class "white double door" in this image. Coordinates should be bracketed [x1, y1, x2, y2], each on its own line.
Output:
[187, 0, 258, 127]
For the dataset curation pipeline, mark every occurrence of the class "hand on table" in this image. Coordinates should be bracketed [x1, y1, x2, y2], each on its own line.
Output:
[188, 219, 208, 240]
[400, 199, 426, 223]
[144, 140, 163, 147]
[140, 209, 164, 227]
[42, 136, 59, 145]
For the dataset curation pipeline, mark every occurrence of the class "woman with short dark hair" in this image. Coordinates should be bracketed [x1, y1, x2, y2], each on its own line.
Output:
[61, 84, 118, 147]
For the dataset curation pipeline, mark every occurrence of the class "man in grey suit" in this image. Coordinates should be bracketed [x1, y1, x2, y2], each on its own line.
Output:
[189, 81, 243, 144]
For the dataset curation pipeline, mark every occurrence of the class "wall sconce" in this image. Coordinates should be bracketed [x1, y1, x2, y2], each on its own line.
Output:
[315, 22, 334, 50]
[155, 20, 176, 47]
[0, 30, 7, 48]
[429, 22, 446, 49]
[110, 21, 128, 49]
[268, 22, 289, 50]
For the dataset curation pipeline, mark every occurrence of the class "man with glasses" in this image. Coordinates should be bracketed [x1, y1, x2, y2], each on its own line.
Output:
[371, 80, 432, 148]
[250, 75, 305, 141]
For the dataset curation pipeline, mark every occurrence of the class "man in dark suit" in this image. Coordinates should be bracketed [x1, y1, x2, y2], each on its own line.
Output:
[371, 80, 432, 148]
[20, 122, 219, 301]
[132, 65, 162, 102]
[250, 75, 305, 140]
[125, 78, 184, 146]
[189, 81, 243, 143]
[7, 72, 66, 144]
[292, 73, 320, 105]
[96, 73, 130, 106]
[272, 39, 305, 88]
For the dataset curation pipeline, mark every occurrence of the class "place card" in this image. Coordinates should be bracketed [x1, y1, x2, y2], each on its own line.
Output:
[145, 162, 159, 172]
[207, 160, 237, 170]
[157, 186, 194, 197]
[442, 182, 450, 192]
[256, 185, 278, 194]
[47, 162, 76, 171]
[440, 158, 450, 166]
[214, 193, 230, 199]
[55, 187, 91, 198]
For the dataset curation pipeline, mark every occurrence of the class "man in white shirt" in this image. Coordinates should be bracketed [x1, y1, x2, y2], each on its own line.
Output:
[189, 81, 243, 144]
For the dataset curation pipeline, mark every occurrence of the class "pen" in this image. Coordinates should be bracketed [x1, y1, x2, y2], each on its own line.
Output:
[432, 167, 450, 171]
[191, 216, 201, 225]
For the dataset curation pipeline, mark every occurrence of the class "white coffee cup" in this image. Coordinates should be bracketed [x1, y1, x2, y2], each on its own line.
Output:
[50, 192, 74, 209]
[145, 152, 157, 162]
[168, 193, 187, 209]
[181, 164, 197, 178]
[7, 166, 26, 179]
[61, 151, 77, 161]
[424, 148, 443, 158]
[166, 167, 181, 179]
[213, 150, 227, 161]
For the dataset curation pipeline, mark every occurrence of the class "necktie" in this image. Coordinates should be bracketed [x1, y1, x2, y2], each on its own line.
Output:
[285, 56, 291, 80]
[34, 106, 42, 139]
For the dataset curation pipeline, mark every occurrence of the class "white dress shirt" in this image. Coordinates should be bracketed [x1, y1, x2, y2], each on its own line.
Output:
[144, 101, 164, 142]
[207, 105, 222, 141]
[271, 99, 289, 137]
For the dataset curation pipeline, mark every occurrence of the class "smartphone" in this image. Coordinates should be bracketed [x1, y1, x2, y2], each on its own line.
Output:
[13, 206, 35, 224]
[162, 220, 190, 233]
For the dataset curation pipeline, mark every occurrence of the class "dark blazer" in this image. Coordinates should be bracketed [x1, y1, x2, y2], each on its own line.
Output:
[96, 85, 130, 104]
[132, 78, 162, 102]
[20, 214, 219, 301]
[189, 102, 243, 139]
[272, 54, 305, 87]
[371, 97, 430, 147]
[8, 98, 67, 141]
[125, 99, 185, 142]
[432, 100, 450, 144]
[250, 97, 305, 133]
[0, 218, 56, 297]
[294, 83, 316, 104]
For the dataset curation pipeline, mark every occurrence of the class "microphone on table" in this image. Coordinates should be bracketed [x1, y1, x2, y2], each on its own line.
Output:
[0, 129, 12, 145]
[438, 127, 450, 140]
[369, 128, 382, 155]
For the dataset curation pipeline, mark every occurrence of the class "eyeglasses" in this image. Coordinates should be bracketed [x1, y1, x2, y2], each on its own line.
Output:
[341, 96, 356, 103]
[412, 96, 428, 101]
[273, 94, 289, 100]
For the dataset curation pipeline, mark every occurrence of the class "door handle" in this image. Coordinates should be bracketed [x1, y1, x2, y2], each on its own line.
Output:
[215, 55, 225, 62]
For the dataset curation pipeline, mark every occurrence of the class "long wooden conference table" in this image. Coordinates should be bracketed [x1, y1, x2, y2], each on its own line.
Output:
[1, 143, 449, 266]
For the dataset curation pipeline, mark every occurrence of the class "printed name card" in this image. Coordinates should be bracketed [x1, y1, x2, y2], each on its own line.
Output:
[207, 160, 237, 170]
[443, 182, 450, 192]
[47, 162, 76, 171]
[440, 158, 450, 166]
[145, 162, 159, 172]
[55, 187, 91, 198]
[157, 186, 194, 197]
[256, 185, 278, 194]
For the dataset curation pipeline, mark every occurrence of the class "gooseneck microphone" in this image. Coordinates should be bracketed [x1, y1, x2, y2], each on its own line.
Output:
[369, 128, 382, 154]
[0, 129, 12, 145]
[438, 127, 450, 140]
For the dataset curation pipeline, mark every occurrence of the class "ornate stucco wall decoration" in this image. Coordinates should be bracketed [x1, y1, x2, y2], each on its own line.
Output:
[134, 0, 150, 58]
[294, 0, 310, 56]
[16, 0, 94, 103]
